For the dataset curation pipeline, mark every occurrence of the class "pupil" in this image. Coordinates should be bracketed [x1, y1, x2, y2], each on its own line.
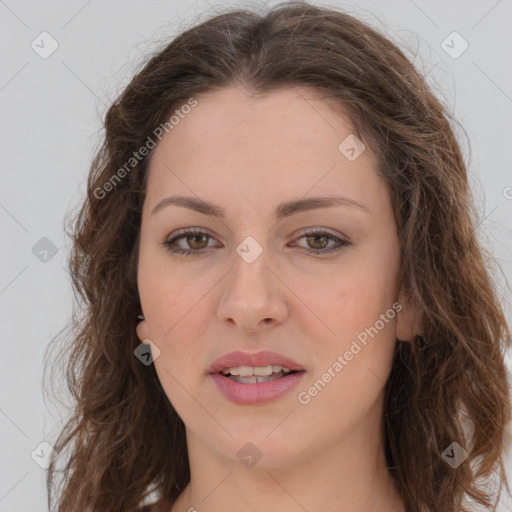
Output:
[189, 234, 207, 249]
[308, 234, 327, 249]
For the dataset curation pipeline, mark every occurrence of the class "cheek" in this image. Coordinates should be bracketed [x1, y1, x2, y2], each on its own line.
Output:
[138, 245, 207, 336]
[339, 232, 400, 310]
[298, 271, 399, 430]
[137, 253, 219, 387]
[336, 253, 400, 387]
[304, 240, 400, 378]
[296, 245, 399, 340]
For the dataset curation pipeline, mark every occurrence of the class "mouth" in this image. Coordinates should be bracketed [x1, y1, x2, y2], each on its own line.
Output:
[207, 350, 305, 375]
[219, 365, 303, 384]
[207, 350, 306, 404]
[209, 364, 306, 405]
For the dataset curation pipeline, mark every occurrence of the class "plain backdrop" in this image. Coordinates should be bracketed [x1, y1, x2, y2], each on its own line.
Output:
[0, 0, 511, 510]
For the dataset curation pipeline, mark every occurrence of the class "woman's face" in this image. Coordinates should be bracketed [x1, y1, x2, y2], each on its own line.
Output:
[136, 85, 413, 468]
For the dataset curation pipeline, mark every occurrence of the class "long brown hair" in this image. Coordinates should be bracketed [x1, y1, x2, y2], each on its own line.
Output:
[45, 2, 512, 511]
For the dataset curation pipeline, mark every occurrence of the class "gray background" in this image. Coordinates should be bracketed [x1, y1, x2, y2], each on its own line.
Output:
[0, 0, 511, 510]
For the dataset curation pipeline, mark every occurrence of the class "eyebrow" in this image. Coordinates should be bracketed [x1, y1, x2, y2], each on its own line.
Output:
[150, 195, 369, 221]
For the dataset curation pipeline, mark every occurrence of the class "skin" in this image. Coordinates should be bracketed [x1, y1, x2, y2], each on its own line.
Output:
[136, 85, 419, 512]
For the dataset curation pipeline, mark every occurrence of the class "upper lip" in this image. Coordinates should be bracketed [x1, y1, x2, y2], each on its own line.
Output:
[207, 350, 305, 374]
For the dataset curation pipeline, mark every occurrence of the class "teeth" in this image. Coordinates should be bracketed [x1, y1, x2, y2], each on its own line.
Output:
[221, 365, 292, 376]
[229, 373, 285, 384]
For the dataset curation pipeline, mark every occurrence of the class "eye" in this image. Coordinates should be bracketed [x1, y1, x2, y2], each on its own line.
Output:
[162, 228, 216, 257]
[162, 228, 351, 257]
[291, 229, 351, 255]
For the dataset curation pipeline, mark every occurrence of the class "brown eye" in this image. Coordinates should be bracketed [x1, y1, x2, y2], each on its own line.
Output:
[163, 229, 215, 257]
[305, 233, 330, 250]
[294, 230, 351, 255]
[185, 233, 209, 250]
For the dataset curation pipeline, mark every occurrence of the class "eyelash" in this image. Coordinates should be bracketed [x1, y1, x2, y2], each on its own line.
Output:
[162, 228, 351, 257]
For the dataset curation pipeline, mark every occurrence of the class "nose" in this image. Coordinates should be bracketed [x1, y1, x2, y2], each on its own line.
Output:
[216, 248, 288, 332]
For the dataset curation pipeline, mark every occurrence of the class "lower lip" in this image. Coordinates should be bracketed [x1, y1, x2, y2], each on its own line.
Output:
[209, 371, 306, 405]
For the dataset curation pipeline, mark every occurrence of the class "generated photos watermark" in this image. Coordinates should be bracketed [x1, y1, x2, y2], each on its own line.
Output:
[297, 302, 402, 405]
[93, 97, 198, 200]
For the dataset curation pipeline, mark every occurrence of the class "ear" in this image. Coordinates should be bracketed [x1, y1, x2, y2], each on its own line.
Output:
[396, 286, 423, 342]
[136, 319, 152, 343]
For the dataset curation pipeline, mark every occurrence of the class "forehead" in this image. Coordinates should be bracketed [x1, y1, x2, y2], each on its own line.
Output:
[152, 85, 362, 156]
[144, 85, 384, 216]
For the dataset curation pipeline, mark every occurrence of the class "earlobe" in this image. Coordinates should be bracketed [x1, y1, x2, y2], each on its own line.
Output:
[396, 287, 423, 342]
[136, 320, 151, 343]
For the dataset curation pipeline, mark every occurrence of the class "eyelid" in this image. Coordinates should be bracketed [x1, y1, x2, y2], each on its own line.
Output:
[289, 228, 351, 252]
[292, 226, 347, 240]
[165, 226, 217, 243]
[165, 226, 348, 241]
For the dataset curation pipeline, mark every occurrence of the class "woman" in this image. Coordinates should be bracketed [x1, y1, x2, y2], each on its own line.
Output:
[45, 2, 512, 511]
